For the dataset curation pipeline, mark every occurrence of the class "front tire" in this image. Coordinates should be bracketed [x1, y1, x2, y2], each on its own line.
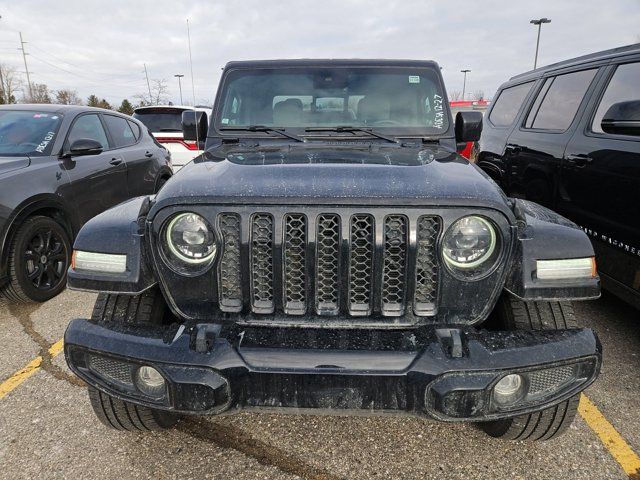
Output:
[479, 296, 580, 441]
[87, 288, 179, 431]
[0, 216, 71, 303]
[88, 387, 178, 431]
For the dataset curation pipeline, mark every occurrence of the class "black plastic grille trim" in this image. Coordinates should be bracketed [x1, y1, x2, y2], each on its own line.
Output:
[283, 214, 307, 315]
[316, 214, 341, 315]
[250, 213, 274, 313]
[381, 215, 408, 316]
[218, 213, 242, 312]
[414, 216, 441, 316]
[348, 215, 374, 316]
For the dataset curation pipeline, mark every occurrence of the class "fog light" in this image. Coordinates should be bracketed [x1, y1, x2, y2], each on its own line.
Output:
[135, 366, 166, 398]
[493, 374, 525, 406]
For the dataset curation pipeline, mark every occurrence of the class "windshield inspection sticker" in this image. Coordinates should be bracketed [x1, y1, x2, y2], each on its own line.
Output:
[433, 94, 444, 129]
[36, 131, 56, 153]
[408, 75, 420, 84]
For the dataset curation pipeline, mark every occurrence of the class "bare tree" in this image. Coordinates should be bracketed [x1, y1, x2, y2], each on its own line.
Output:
[23, 83, 51, 104]
[472, 90, 485, 101]
[135, 78, 169, 106]
[449, 90, 462, 101]
[55, 89, 83, 105]
[0, 63, 21, 104]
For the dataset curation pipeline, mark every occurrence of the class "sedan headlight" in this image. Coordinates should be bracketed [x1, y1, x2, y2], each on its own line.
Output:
[442, 216, 498, 273]
[163, 212, 216, 266]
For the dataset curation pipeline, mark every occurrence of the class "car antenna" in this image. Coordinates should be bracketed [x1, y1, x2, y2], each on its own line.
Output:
[187, 18, 199, 149]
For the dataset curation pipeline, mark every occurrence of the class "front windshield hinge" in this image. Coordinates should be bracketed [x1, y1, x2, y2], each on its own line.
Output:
[221, 137, 240, 144]
[421, 137, 440, 144]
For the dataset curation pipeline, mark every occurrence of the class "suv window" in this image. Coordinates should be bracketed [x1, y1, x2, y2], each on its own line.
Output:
[591, 62, 640, 134]
[67, 114, 109, 149]
[127, 120, 141, 140]
[525, 69, 597, 131]
[488, 82, 534, 127]
[104, 115, 137, 148]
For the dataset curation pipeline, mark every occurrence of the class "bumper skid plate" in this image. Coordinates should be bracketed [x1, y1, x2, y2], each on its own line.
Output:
[64, 320, 601, 421]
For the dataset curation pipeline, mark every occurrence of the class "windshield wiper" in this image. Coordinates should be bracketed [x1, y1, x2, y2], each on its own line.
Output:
[304, 126, 399, 144]
[220, 125, 304, 142]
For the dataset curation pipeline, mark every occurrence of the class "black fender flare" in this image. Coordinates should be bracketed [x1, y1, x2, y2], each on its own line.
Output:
[504, 199, 600, 301]
[67, 196, 157, 294]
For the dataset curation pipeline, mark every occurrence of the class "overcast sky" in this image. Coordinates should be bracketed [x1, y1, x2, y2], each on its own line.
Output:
[0, 0, 638, 106]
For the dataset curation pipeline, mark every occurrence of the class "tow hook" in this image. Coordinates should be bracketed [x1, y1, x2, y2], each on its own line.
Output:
[194, 323, 222, 353]
[435, 328, 464, 358]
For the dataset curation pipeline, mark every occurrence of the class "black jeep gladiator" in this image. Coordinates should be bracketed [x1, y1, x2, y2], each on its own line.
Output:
[64, 59, 601, 441]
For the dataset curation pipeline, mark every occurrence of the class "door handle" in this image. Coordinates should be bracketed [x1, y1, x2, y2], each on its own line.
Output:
[145, 151, 154, 158]
[109, 157, 123, 166]
[564, 154, 593, 168]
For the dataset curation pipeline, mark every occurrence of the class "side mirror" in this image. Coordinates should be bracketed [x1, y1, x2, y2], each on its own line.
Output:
[68, 138, 103, 156]
[601, 100, 640, 136]
[455, 111, 483, 143]
[182, 110, 208, 143]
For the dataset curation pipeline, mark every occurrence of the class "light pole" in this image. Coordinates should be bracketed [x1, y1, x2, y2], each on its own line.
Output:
[530, 18, 551, 69]
[460, 69, 471, 101]
[174, 74, 184, 105]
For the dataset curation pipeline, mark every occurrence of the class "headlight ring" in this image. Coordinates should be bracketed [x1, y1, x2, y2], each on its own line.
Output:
[161, 212, 217, 272]
[442, 215, 500, 275]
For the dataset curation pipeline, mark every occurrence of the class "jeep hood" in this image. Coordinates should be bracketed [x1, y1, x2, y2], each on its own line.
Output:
[153, 144, 512, 215]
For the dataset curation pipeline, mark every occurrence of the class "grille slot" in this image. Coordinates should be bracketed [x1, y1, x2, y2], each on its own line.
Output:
[414, 216, 441, 316]
[283, 214, 307, 315]
[381, 215, 408, 316]
[218, 213, 242, 312]
[316, 214, 340, 315]
[250, 213, 274, 313]
[348, 215, 374, 316]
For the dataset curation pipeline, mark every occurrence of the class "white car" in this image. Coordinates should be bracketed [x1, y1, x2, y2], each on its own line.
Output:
[132, 105, 211, 171]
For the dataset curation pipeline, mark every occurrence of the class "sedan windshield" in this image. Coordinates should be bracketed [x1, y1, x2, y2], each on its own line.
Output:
[216, 66, 449, 136]
[0, 110, 63, 157]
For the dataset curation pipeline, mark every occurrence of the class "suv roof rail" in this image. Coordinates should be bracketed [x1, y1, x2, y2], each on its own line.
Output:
[510, 43, 640, 81]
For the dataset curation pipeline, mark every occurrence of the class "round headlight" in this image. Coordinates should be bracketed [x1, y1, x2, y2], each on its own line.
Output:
[165, 212, 216, 264]
[442, 216, 496, 269]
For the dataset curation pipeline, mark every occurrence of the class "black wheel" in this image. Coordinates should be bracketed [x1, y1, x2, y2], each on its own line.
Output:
[88, 386, 178, 431]
[479, 296, 580, 441]
[87, 288, 179, 431]
[0, 216, 71, 303]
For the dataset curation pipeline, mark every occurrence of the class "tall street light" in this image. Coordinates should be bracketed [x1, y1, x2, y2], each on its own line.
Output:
[174, 74, 184, 105]
[460, 69, 471, 101]
[530, 18, 551, 69]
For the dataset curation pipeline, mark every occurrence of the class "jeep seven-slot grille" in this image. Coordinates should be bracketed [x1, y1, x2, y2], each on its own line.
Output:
[217, 211, 441, 320]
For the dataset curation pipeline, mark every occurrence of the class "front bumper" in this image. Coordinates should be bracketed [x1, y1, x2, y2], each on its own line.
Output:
[64, 320, 601, 421]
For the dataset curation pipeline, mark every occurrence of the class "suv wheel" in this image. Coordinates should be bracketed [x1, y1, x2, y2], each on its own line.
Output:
[87, 288, 179, 431]
[479, 296, 580, 441]
[0, 216, 71, 303]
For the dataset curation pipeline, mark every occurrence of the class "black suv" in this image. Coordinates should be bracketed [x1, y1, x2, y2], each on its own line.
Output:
[477, 44, 640, 308]
[64, 60, 601, 441]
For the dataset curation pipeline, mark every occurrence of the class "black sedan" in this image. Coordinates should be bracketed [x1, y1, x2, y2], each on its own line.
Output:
[0, 104, 172, 302]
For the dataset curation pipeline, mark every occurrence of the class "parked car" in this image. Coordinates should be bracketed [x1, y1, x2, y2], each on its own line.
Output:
[65, 59, 600, 442]
[0, 104, 172, 303]
[477, 43, 640, 309]
[133, 105, 211, 170]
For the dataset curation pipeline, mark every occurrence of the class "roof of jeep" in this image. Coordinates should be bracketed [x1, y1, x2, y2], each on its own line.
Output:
[224, 59, 441, 69]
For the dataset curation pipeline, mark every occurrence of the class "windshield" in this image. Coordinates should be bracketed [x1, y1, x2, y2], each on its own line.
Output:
[0, 110, 63, 157]
[216, 66, 449, 136]
[132, 108, 185, 132]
